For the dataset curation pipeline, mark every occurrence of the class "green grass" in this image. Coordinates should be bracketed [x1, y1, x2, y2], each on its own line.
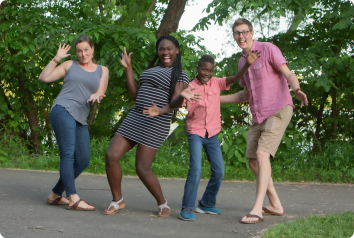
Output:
[263, 211, 354, 238]
[0, 126, 354, 183]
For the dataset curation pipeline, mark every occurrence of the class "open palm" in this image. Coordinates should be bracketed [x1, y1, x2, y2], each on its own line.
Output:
[143, 102, 160, 117]
[246, 50, 261, 65]
[56, 43, 71, 59]
[180, 87, 203, 103]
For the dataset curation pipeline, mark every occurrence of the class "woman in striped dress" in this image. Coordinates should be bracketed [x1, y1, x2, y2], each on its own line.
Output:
[103, 35, 196, 217]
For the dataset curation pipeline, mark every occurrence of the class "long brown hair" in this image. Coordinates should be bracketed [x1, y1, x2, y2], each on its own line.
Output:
[74, 35, 96, 63]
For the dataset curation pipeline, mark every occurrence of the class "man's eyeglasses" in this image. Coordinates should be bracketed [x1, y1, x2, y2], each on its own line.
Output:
[233, 31, 250, 37]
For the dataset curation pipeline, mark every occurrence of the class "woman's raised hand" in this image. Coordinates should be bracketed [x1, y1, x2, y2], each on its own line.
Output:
[180, 87, 203, 103]
[56, 43, 71, 60]
[120, 47, 133, 69]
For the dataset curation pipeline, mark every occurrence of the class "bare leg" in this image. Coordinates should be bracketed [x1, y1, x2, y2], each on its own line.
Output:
[104, 134, 136, 212]
[241, 150, 272, 223]
[135, 144, 170, 216]
[248, 158, 284, 215]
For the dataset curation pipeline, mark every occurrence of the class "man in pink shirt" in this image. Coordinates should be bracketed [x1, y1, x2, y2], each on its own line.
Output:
[221, 18, 308, 224]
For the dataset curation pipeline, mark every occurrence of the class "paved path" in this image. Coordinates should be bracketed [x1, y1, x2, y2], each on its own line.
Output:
[0, 169, 353, 238]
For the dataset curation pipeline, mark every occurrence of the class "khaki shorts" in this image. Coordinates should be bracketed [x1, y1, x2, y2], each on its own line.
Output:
[246, 105, 293, 159]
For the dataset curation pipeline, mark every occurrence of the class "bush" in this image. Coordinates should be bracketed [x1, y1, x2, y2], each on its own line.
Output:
[1, 125, 353, 184]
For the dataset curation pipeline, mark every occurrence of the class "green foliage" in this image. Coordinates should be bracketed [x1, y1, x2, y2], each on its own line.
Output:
[193, 0, 354, 151]
[264, 212, 354, 238]
[219, 126, 249, 165]
[1, 125, 354, 183]
[0, 0, 210, 148]
[0, 127, 31, 168]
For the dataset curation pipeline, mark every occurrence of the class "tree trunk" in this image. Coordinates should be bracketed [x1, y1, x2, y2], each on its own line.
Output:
[44, 108, 53, 148]
[313, 91, 330, 153]
[18, 78, 41, 152]
[0, 2, 7, 30]
[331, 86, 337, 141]
[0, 1, 6, 13]
[88, 102, 98, 125]
[141, 0, 157, 25]
[155, 0, 188, 39]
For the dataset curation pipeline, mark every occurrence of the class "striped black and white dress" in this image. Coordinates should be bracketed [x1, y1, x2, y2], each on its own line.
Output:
[117, 66, 189, 149]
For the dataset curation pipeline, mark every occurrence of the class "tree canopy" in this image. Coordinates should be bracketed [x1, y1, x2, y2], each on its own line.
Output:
[200, 0, 354, 152]
[0, 0, 353, 158]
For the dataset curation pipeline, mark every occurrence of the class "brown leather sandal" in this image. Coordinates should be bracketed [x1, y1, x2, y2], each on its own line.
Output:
[47, 196, 69, 205]
[262, 207, 284, 216]
[66, 199, 95, 211]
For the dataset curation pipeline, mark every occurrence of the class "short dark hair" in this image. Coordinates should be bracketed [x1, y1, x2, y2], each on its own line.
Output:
[198, 55, 215, 66]
[232, 18, 253, 32]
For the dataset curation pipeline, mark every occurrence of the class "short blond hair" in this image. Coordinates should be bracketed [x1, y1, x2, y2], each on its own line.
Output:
[232, 18, 253, 32]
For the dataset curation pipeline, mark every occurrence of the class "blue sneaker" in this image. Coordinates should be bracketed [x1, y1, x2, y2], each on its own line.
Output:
[179, 208, 195, 221]
[195, 205, 221, 215]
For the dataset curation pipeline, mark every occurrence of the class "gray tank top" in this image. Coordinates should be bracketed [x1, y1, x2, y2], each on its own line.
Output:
[51, 61, 102, 125]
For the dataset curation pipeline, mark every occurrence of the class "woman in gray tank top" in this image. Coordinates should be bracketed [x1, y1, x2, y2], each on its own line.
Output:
[39, 36, 109, 211]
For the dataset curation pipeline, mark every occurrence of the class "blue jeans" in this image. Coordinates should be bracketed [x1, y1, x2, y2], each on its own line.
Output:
[182, 132, 224, 210]
[50, 105, 90, 197]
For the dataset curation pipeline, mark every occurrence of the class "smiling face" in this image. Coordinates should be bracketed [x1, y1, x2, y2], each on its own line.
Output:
[196, 62, 214, 84]
[75, 42, 94, 64]
[157, 39, 179, 67]
[233, 24, 254, 53]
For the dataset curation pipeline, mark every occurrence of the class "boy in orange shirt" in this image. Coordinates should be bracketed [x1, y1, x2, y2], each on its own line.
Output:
[178, 53, 259, 221]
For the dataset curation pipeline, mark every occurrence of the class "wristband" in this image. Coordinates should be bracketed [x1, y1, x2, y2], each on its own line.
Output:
[52, 57, 59, 64]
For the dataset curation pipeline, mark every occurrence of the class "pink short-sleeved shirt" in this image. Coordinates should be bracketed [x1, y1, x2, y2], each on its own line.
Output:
[239, 40, 294, 124]
[185, 77, 230, 138]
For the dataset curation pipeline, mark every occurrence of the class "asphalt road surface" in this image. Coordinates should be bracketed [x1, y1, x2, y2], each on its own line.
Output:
[0, 169, 353, 238]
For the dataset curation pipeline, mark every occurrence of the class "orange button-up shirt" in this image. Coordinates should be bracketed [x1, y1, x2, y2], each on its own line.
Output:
[185, 77, 230, 138]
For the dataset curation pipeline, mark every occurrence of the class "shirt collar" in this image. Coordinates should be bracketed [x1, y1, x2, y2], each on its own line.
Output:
[241, 40, 258, 57]
[192, 77, 211, 86]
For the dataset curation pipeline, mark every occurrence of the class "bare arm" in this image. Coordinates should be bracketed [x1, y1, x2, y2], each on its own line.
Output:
[143, 87, 203, 117]
[87, 66, 109, 103]
[279, 64, 308, 108]
[220, 84, 250, 104]
[157, 82, 188, 114]
[39, 43, 72, 83]
[225, 50, 261, 86]
[120, 47, 139, 100]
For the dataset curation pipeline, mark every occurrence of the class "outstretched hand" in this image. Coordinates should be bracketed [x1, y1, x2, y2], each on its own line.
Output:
[143, 102, 160, 117]
[120, 47, 133, 69]
[294, 89, 308, 108]
[87, 93, 106, 103]
[180, 87, 203, 103]
[56, 43, 71, 60]
[246, 50, 261, 65]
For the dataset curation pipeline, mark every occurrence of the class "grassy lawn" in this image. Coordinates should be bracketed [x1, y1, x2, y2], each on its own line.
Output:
[263, 211, 354, 238]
